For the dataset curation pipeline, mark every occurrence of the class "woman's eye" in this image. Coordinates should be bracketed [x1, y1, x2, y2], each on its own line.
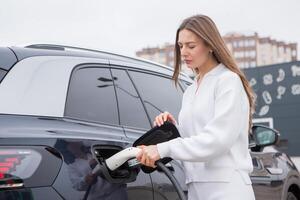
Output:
[189, 46, 195, 49]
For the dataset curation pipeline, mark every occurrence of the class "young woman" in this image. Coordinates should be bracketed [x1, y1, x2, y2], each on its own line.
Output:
[136, 14, 256, 200]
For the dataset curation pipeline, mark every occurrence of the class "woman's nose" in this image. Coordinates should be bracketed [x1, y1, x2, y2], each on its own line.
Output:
[180, 46, 188, 57]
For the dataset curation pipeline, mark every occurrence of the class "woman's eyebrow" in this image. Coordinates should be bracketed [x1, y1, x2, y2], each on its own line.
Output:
[177, 41, 197, 45]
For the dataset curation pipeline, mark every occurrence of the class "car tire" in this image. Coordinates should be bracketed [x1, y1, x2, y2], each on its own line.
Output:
[287, 192, 298, 200]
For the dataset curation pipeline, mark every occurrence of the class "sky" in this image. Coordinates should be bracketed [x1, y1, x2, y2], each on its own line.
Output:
[1, 0, 299, 58]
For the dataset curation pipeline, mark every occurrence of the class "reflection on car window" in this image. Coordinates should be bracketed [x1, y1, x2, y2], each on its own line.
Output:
[129, 71, 183, 123]
[256, 130, 275, 145]
[54, 140, 127, 200]
[65, 67, 118, 125]
[111, 69, 150, 129]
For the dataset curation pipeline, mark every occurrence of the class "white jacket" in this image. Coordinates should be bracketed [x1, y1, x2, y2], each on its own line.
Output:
[157, 63, 253, 184]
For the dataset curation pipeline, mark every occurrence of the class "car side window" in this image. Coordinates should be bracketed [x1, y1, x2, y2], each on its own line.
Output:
[0, 69, 7, 83]
[111, 69, 150, 129]
[129, 71, 183, 123]
[65, 66, 119, 125]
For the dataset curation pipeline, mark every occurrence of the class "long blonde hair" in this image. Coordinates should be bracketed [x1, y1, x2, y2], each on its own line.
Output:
[172, 14, 256, 134]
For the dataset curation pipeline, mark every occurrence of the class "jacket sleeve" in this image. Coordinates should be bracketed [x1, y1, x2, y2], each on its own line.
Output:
[157, 73, 248, 162]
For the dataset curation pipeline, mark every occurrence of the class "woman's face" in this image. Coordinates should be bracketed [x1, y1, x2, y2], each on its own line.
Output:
[66, 142, 83, 155]
[178, 29, 211, 70]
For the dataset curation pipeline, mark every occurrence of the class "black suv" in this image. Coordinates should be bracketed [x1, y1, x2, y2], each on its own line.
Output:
[0, 44, 299, 200]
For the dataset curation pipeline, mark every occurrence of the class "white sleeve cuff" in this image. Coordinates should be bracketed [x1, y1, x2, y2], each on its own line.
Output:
[157, 138, 181, 158]
[157, 141, 172, 158]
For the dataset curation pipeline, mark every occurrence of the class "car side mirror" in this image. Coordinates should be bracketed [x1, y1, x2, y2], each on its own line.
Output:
[251, 125, 280, 147]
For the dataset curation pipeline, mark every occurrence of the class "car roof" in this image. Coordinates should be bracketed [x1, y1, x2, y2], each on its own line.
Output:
[8, 44, 192, 82]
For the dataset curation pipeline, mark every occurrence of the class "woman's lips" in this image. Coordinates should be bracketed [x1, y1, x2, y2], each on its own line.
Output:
[185, 60, 192, 64]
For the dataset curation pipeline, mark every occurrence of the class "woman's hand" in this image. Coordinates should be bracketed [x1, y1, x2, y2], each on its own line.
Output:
[85, 173, 96, 185]
[136, 145, 161, 168]
[154, 111, 177, 127]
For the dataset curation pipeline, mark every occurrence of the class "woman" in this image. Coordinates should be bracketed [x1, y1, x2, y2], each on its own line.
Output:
[136, 14, 256, 200]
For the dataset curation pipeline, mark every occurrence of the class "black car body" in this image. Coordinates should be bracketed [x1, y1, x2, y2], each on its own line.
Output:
[0, 44, 299, 200]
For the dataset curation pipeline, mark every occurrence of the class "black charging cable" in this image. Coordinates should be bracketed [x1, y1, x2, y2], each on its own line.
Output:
[155, 161, 187, 200]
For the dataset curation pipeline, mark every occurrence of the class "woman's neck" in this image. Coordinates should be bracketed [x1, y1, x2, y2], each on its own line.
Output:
[196, 58, 219, 81]
[198, 58, 219, 76]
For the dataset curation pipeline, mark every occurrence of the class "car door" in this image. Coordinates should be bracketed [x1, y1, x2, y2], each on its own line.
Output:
[127, 68, 187, 200]
[59, 64, 153, 200]
[109, 67, 154, 199]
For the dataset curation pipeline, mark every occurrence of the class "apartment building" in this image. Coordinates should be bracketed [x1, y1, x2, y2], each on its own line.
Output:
[136, 32, 298, 70]
[136, 43, 194, 75]
[223, 32, 297, 68]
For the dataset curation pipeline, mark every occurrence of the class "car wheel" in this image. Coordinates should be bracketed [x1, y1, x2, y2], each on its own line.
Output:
[287, 192, 298, 200]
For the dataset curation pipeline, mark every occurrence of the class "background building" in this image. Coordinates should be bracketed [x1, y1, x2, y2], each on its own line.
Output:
[136, 43, 174, 67]
[223, 32, 298, 69]
[136, 32, 298, 72]
[136, 43, 194, 75]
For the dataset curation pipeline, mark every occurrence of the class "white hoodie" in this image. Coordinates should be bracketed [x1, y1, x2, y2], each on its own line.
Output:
[157, 63, 253, 184]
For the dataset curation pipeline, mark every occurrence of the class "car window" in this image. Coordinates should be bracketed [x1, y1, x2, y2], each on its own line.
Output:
[111, 69, 150, 129]
[129, 71, 183, 123]
[65, 66, 119, 125]
[0, 69, 7, 83]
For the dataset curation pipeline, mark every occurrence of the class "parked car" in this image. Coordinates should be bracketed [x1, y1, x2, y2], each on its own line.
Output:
[0, 44, 299, 200]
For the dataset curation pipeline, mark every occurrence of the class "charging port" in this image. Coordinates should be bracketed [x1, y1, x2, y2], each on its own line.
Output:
[91, 145, 140, 184]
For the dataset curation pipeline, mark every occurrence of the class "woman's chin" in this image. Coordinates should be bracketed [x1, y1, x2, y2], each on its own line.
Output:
[183, 63, 195, 69]
[187, 65, 196, 70]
